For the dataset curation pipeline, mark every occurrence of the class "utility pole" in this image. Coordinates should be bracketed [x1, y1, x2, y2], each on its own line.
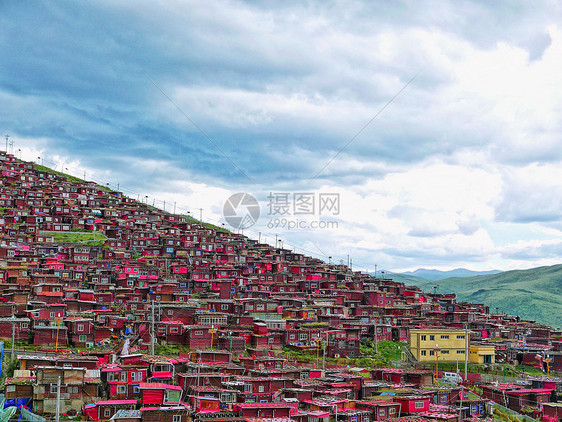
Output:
[55, 317, 61, 353]
[174, 202, 176, 214]
[458, 384, 464, 422]
[11, 314, 15, 363]
[55, 376, 61, 422]
[322, 338, 326, 370]
[374, 322, 378, 355]
[4, 134, 9, 153]
[199, 208, 203, 221]
[151, 300, 155, 355]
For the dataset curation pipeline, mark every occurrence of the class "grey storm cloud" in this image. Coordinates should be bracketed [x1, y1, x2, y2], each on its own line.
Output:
[2, 0, 562, 271]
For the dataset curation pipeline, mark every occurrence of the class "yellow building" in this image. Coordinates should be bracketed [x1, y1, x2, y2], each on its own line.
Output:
[469, 344, 495, 364]
[410, 328, 468, 362]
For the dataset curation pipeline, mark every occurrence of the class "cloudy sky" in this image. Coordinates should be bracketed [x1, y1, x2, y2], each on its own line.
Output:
[2, 0, 562, 272]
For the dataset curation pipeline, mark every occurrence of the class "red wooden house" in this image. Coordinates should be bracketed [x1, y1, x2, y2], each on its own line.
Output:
[234, 402, 293, 419]
[184, 326, 213, 349]
[138, 383, 182, 405]
[393, 395, 431, 414]
[356, 400, 401, 420]
[66, 318, 95, 347]
[83, 399, 137, 421]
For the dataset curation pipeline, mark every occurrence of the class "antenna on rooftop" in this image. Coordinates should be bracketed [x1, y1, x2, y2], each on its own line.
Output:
[4, 134, 9, 153]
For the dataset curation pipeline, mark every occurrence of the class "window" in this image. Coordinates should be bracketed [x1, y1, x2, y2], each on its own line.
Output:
[6, 385, 15, 392]
[430, 350, 435, 356]
[429, 335, 435, 341]
[421, 350, 426, 356]
[457, 335, 465, 339]
[457, 350, 465, 354]
[414, 400, 425, 409]
[256, 304, 265, 311]
[50, 384, 58, 394]
[104, 409, 111, 418]
[420, 335, 426, 341]
[133, 386, 140, 394]
[68, 386, 79, 394]
[221, 304, 229, 310]
[389, 408, 396, 415]
[79, 335, 87, 342]
[173, 416, 181, 422]
[441, 335, 449, 339]
[117, 385, 127, 394]
[131, 372, 143, 382]
[77, 324, 84, 332]
[379, 409, 386, 417]
[258, 385, 264, 392]
[194, 330, 203, 336]
[441, 350, 449, 354]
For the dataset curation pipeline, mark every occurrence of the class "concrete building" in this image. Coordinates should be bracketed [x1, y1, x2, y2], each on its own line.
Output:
[410, 328, 468, 362]
[469, 344, 495, 364]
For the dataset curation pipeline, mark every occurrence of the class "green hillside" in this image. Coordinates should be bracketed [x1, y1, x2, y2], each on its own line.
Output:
[402, 265, 562, 329]
[382, 272, 430, 286]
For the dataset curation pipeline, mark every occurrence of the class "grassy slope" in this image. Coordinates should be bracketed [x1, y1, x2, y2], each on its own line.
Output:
[408, 265, 562, 329]
[34, 164, 90, 185]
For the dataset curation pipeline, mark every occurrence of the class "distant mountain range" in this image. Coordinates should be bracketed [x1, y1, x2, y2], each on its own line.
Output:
[400, 268, 502, 280]
[385, 265, 562, 329]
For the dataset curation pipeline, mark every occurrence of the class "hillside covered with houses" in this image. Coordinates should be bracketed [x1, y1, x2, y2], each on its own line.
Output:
[0, 149, 560, 422]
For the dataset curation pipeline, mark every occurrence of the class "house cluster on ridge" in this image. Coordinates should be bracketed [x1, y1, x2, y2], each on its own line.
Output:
[0, 151, 559, 422]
